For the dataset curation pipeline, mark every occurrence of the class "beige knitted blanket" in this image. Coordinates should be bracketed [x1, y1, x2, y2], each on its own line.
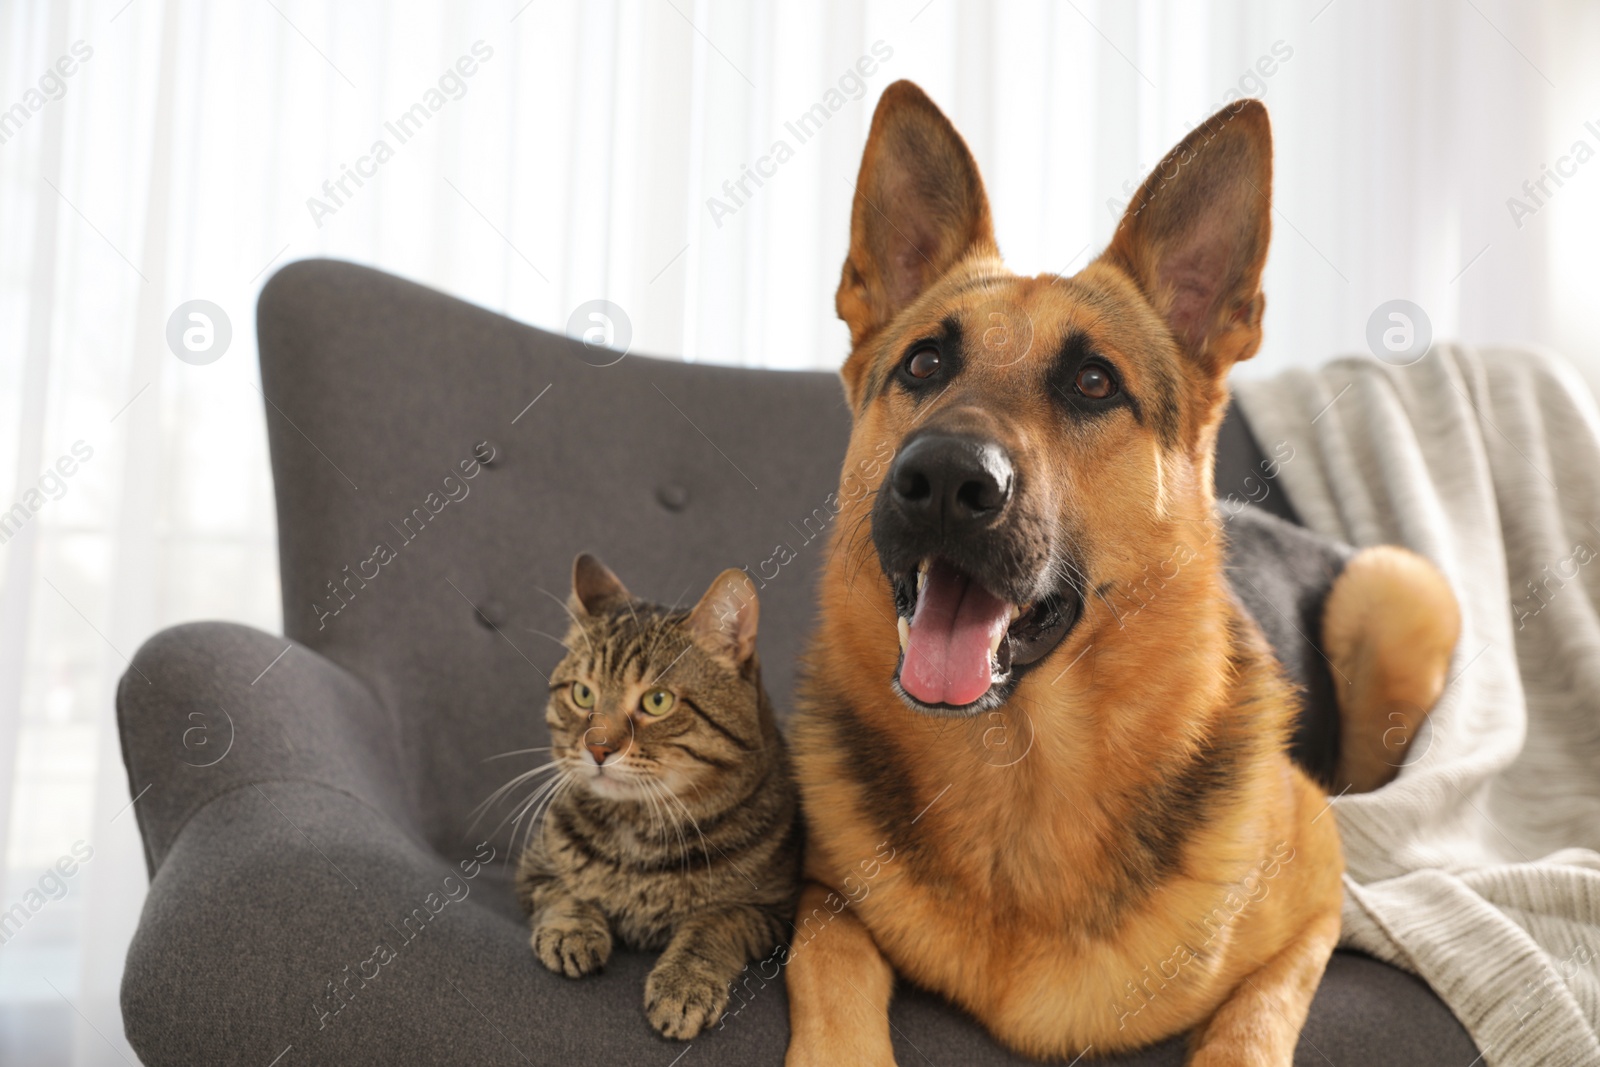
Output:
[1234, 345, 1600, 1067]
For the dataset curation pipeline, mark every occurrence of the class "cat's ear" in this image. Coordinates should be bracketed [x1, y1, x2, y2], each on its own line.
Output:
[686, 569, 759, 669]
[571, 553, 631, 615]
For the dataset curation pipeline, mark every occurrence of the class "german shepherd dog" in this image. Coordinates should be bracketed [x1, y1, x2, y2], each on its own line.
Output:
[785, 82, 1460, 1065]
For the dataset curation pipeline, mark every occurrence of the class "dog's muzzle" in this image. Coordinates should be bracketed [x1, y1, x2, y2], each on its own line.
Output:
[871, 431, 1081, 715]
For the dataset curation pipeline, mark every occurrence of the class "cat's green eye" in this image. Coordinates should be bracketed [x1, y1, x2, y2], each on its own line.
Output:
[640, 688, 675, 717]
[571, 682, 596, 709]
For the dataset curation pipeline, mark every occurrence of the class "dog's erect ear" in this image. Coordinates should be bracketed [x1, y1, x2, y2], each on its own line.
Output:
[571, 553, 631, 615]
[685, 568, 759, 669]
[838, 81, 997, 390]
[1101, 100, 1273, 378]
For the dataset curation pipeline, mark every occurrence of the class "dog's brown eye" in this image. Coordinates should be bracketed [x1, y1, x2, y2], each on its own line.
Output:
[1075, 364, 1116, 400]
[905, 347, 941, 379]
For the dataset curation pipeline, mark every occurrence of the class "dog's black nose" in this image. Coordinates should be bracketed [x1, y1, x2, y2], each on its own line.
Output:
[888, 433, 1014, 527]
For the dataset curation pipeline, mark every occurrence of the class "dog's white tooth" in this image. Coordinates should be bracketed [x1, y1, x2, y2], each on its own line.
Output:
[1009, 603, 1023, 622]
[898, 616, 910, 653]
[989, 627, 1005, 658]
[916, 566, 927, 593]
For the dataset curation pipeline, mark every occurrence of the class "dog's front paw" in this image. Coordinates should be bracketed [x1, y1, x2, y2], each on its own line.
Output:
[531, 913, 612, 978]
[645, 956, 730, 1040]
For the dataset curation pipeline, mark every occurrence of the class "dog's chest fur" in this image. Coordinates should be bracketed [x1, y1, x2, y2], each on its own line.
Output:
[800, 712, 1312, 1053]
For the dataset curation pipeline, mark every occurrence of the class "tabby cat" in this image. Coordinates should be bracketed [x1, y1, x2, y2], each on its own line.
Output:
[515, 554, 801, 1039]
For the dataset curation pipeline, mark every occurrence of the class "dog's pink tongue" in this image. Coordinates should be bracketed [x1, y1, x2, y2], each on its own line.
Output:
[901, 559, 1011, 707]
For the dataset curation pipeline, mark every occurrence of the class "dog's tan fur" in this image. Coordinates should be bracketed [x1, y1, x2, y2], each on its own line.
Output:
[784, 81, 1458, 1065]
[1327, 546, 1461, 793]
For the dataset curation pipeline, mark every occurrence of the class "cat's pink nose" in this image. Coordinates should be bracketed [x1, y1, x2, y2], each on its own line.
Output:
[587, 742, 616, 766]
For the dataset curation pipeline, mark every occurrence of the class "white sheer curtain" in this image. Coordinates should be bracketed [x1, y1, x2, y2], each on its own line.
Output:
[1, 0, 1595, 1062]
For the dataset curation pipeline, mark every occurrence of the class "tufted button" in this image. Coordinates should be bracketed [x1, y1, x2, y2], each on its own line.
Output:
[656, 483, 690, 512]
[474, 598, 507, 629]
[474, 440, 500, 467]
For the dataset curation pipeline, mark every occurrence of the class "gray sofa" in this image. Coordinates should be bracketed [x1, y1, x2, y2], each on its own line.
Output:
[116, 259, 1479, 1065]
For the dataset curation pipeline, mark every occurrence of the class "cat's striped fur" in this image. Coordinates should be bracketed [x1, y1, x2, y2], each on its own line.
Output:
[515, 555, 800, 1039]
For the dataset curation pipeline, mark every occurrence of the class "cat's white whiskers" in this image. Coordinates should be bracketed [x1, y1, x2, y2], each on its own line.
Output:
[642, 781, 673, 859]
[472, 757, 563, 806]
[499, 765, 572, 841]
[652, 783, 672, 848]
[660, 781, 767, 895]
[538, 777, 578, 853]
[646, 780, 692, 877]
[481, 746, 554, 762]
[512, 771, 573, 862]
[500, 775, 562, 841]
[637, 780, 657, 840]
[657, 782, 715, 875]
[467, 759, 566, 832]
[656, 783, 688, 876]
[648, 786, 673, 864]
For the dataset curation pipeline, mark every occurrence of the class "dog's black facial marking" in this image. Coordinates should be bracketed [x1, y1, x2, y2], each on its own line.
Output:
[856, 317, 963, 411]
[856, 338, 894, 410]
[1055, 276, 1187, 447]
[872, 458, 1085, 716]
[893, 316, 964, 401]
[872, 490, 1053, 610]
[1144, 354, 1184, 449]
[1047, 332, 1140, 425]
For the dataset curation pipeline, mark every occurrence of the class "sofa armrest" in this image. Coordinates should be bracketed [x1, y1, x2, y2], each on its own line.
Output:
[117, 621, 415, 875]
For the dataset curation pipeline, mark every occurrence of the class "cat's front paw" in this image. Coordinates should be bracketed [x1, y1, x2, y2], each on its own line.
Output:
[531, 914, 612, 978]
[645, 956, 730, 1040]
